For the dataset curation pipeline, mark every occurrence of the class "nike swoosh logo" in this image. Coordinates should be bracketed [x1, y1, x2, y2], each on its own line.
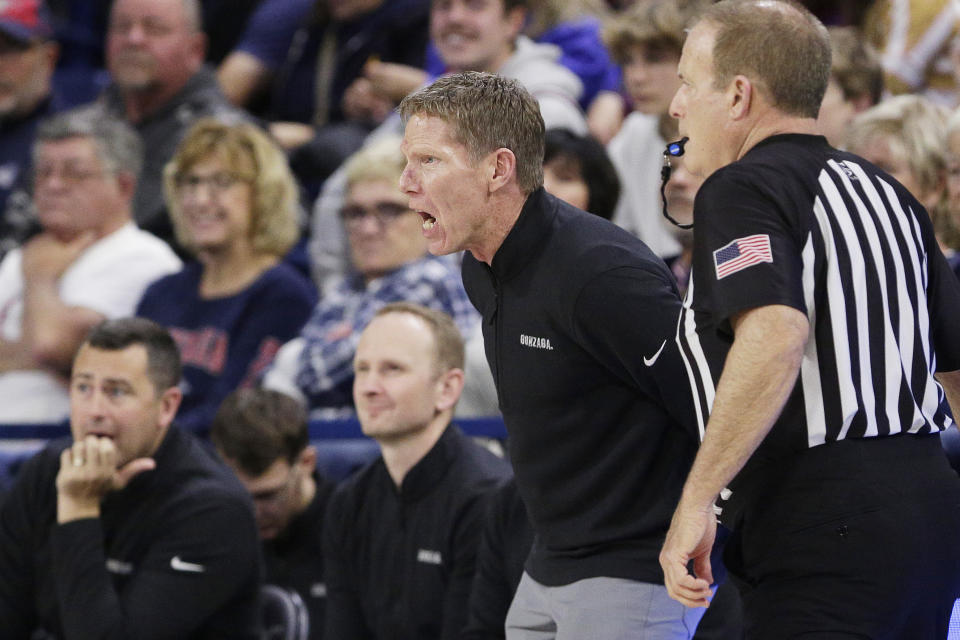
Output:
[170, 556, 205, 573]
[643, 340, 667, 367]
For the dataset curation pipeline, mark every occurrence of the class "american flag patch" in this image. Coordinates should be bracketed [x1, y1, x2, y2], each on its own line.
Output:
[713, 234, 773, 279]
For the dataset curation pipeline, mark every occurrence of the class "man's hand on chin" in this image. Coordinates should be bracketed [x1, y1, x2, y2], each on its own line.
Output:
[56, 435, 155, 523]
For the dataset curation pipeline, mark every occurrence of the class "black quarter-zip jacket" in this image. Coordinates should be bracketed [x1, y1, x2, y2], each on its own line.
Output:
[462, 188, 698, 586]
[0, 427, 262, 639]
[322, 425, 511, 640]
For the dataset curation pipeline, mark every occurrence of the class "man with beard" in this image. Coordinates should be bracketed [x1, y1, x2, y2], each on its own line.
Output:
[91, 0, 245, 244]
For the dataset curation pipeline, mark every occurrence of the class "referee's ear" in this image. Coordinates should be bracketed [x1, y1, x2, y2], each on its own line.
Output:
[728, 74, 755, 121]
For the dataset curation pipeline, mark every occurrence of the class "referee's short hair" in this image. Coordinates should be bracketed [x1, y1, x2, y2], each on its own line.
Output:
[696, 0, 831, 119]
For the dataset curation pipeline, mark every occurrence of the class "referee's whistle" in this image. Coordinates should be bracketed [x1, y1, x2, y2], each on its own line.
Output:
[660, 137, 693, 230]
[666, 137, 689, 158]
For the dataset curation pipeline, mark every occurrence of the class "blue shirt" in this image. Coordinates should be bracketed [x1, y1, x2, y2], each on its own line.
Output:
[137, 261, 317, 434]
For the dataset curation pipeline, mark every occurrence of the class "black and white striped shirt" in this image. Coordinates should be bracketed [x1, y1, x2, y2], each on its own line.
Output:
[677, 134, 960, 519]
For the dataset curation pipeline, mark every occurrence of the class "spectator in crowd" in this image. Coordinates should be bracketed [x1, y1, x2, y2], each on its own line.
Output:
[217, 0, 431, 193]
[519, 0, 617, 110]
[310, 0, 588, 293]
[943, 108, 960, 278]
[136, 118, 316, 435]
[0, 108, 180, 424]
[863, 0, 960, 106]
[349, 0, 587, 135]
[603, 0, 711, 257]
[323, 302, 511, 639]
[212, 388, 334, 640]
[844, 94, 951, 246]
[524, 0, 622, 139]
[816, 26, 883, 148]
[542, 128, 620, 220]
[91, 0, 246, 244]
[0, 317, 262, 638]
[420, 0, 622, 142]
[0, 0, 64, 258]
[400, 71, 701, 637]
[263, 136, 481, 419]
[41, 0, 261, 99]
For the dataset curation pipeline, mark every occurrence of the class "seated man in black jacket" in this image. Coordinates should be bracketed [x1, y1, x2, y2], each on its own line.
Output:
[0, 317, 262, 639]
[212, 388, 335, 640]
[323, 302, 511, 639]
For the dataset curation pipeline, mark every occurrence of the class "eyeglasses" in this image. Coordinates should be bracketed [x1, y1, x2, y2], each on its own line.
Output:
[339, 202, 412, 229]
[174, 172, 247, 196]
[33, 164, 108, 186]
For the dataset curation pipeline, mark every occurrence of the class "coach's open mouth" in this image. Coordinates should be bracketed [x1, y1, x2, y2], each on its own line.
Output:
[419, 211, 436, 230]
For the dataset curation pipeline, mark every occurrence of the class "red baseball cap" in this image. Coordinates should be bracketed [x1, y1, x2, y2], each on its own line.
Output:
[0, 0, 54, 44]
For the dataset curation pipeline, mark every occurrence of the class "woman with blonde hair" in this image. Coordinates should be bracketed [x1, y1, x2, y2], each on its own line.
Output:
[137, 118, 317, 434]
[263, 135, 480, 418]
[845, 95, 960, 278]
[942, 107, 960, 278]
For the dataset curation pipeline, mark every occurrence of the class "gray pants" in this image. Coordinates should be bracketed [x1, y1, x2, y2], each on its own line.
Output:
[505, 572, 706, 640]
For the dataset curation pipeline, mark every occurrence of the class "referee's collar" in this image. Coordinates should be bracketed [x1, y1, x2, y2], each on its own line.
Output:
[747, 132, 830, 155]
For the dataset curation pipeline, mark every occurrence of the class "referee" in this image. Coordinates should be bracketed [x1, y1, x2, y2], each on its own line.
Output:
[658, 1, 960, 638]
